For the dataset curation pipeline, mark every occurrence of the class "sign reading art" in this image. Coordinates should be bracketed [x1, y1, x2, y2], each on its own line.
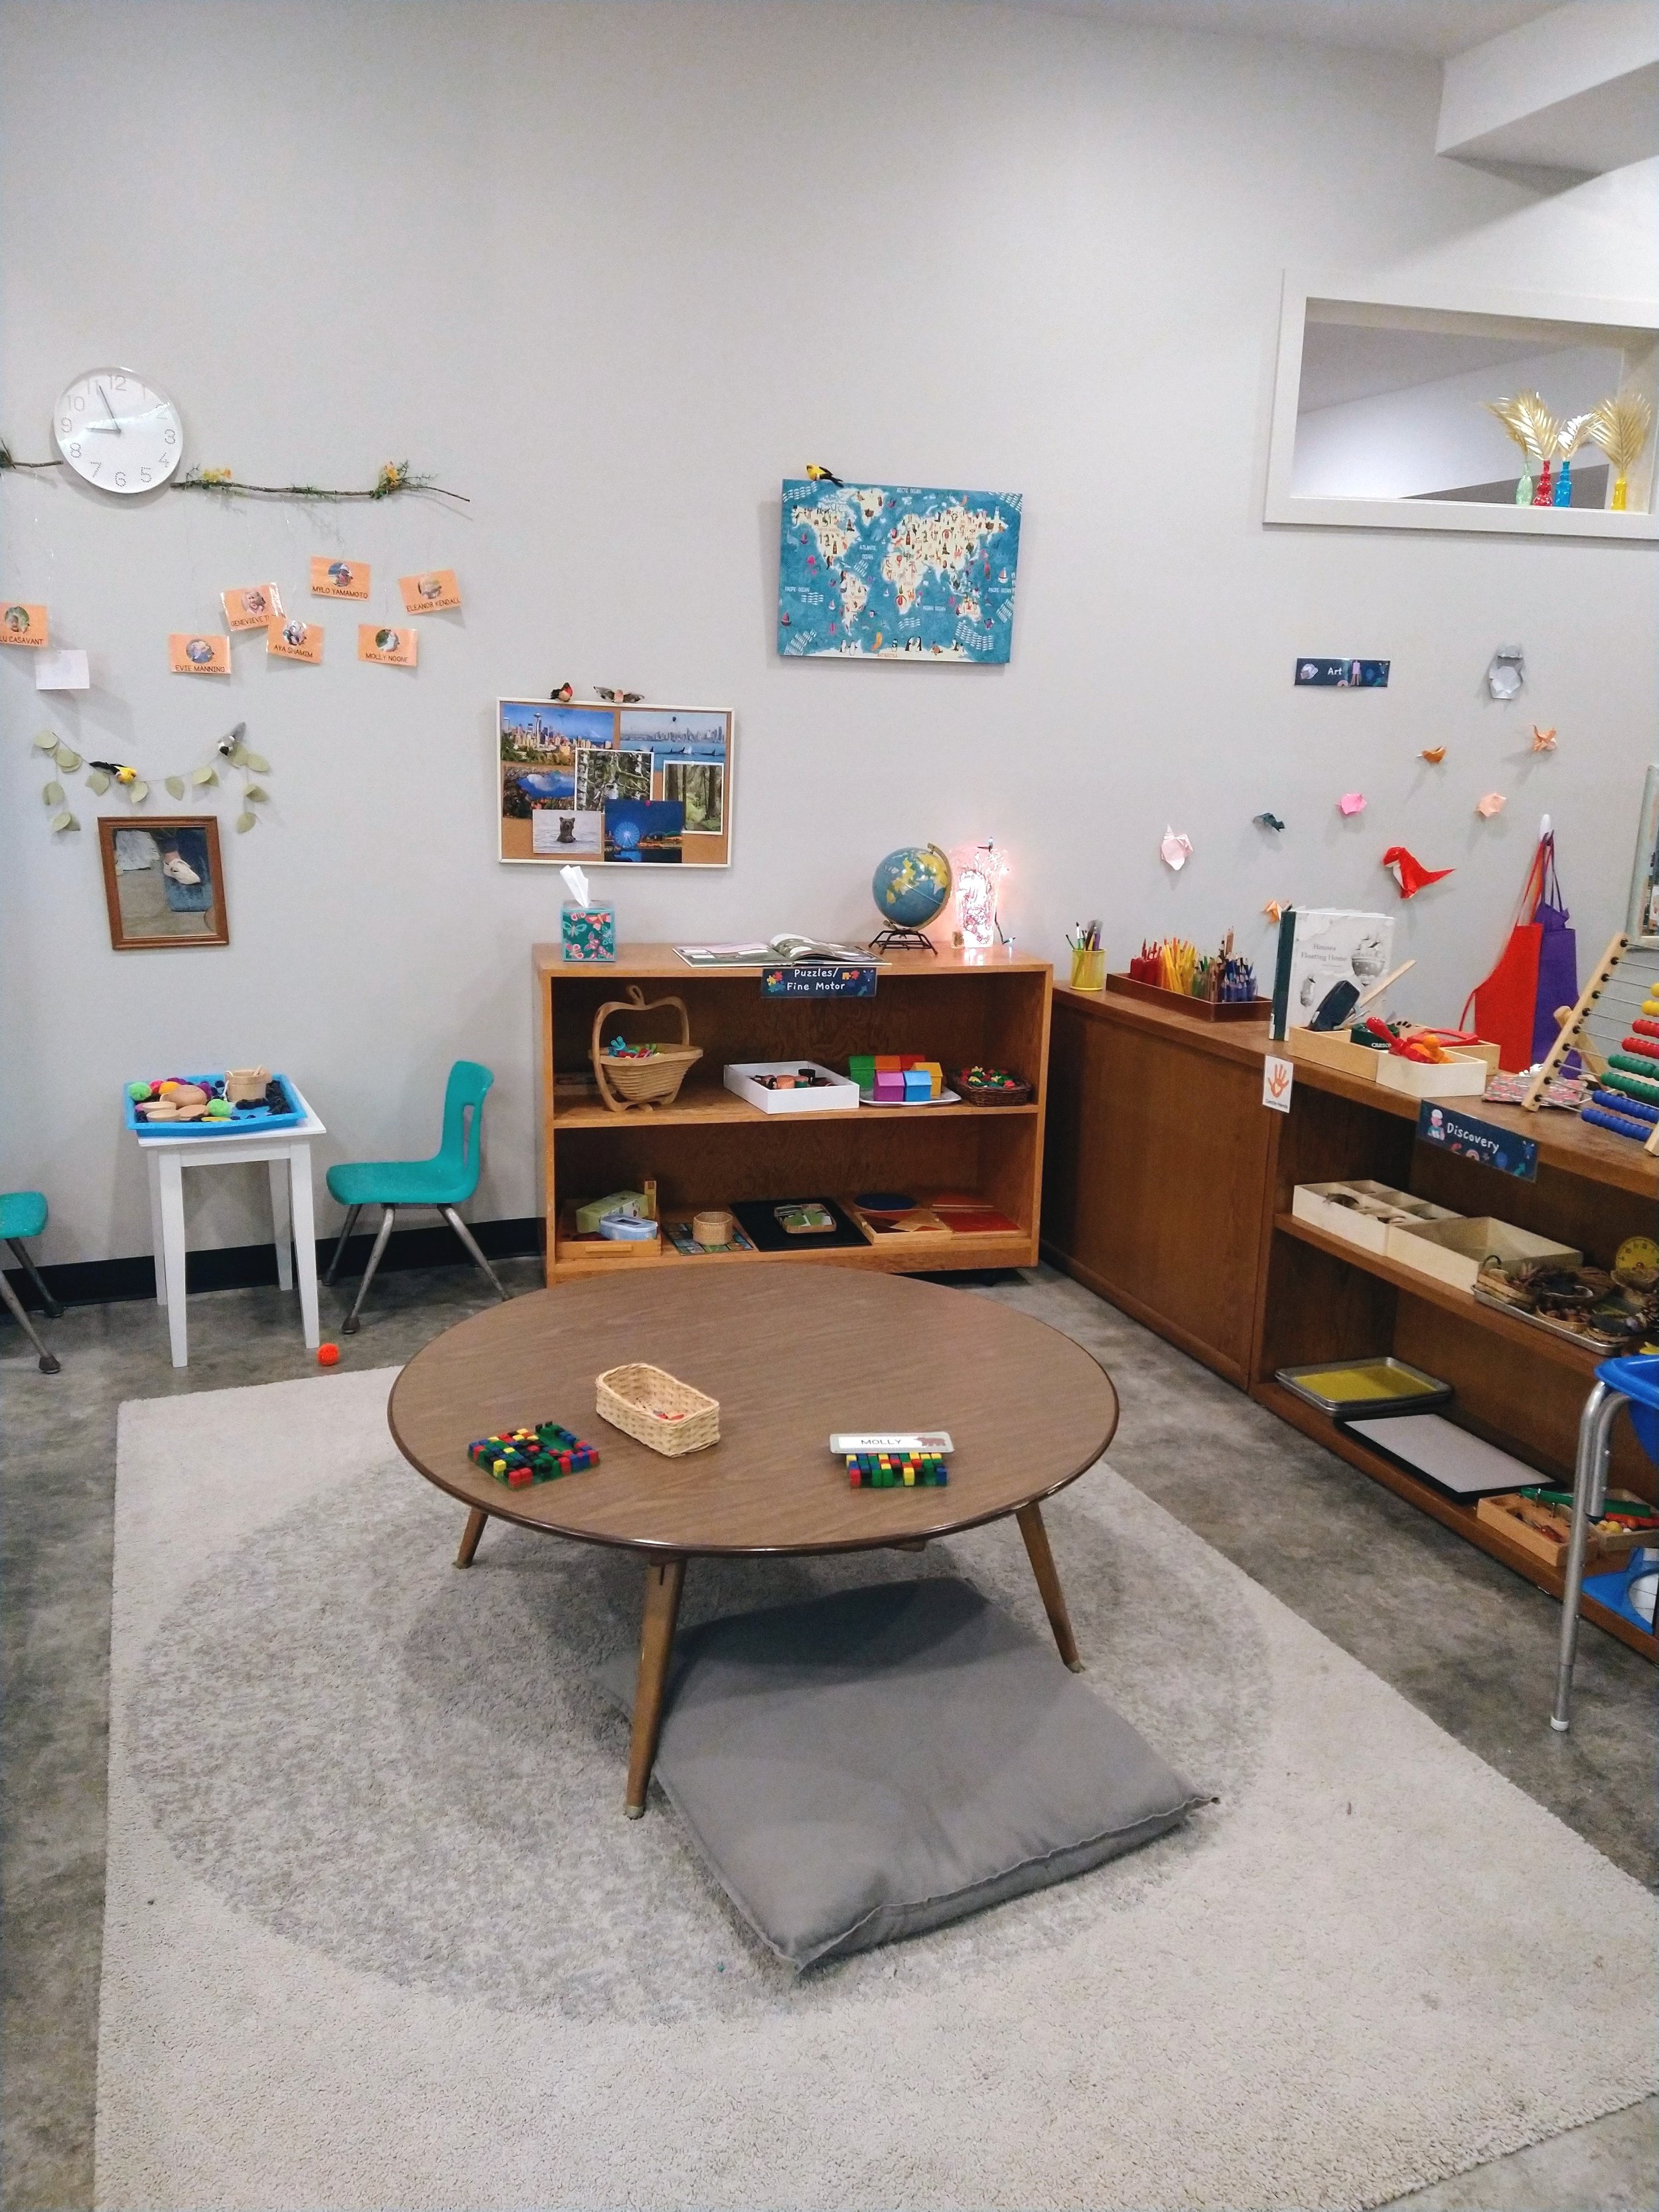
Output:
[498, 700, 733, 869]
[777, 479, 1022, 662]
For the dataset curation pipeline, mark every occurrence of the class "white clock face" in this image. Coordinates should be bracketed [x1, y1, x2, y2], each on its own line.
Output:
[53, 368, 182, 494]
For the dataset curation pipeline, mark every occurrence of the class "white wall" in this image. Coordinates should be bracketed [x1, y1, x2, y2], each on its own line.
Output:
[2, 1, 1654, 1265]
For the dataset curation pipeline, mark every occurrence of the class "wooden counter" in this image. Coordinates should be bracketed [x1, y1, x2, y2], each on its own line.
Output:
[1043, 981, 1658, 1660]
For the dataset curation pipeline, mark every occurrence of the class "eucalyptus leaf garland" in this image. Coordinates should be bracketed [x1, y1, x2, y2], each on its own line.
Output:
[0, 445, 466, 504]
[32, 721, 272, 834]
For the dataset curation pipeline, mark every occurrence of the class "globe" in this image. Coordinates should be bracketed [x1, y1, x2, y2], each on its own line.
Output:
[872, 843, 952, 930]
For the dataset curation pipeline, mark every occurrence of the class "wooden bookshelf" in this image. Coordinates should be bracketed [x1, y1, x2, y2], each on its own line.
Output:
[1043, 984, 1658, 1662]
[536, 944, 1050, 1284]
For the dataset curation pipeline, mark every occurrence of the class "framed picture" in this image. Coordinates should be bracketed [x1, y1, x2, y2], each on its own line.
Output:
[98, 816, 228, 950]
[498, 700, 733, 867]
[1628, 764, 1659, 946]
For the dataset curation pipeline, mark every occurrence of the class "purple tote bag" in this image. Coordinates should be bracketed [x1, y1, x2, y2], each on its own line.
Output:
[1530, 838, 1578, 1065]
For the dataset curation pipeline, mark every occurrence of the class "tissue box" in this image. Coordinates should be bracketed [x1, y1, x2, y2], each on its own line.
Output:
[561, 903, 616, 963]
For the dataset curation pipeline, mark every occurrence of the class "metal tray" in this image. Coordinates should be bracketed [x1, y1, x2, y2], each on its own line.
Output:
[1275, 1356, 1451, 1419]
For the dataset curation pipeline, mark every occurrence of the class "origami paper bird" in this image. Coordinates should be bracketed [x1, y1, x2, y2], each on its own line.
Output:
[1338, 792, 1366, 816]
[1159, 827, 1192, 871]
[1382, 846, 1455, 899]
[1419, 746, 1447, 765]
[806, 464, 844, 485]
[550, 682, 573, 702]
[1531, 725, 1557, 752]
[1477, 791, 1507, 818]
[1254, 812, 1285, 832]
[1263, 899, 1287, 923]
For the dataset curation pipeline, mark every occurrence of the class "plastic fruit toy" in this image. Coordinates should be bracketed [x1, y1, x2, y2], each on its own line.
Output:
[317, 1343, 341, 1367]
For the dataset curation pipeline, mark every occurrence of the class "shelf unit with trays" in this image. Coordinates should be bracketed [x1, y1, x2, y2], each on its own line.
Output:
[536, 943, 1050, 1284]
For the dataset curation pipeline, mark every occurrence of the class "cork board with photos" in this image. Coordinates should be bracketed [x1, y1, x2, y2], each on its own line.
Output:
[498, 700, 733, 868]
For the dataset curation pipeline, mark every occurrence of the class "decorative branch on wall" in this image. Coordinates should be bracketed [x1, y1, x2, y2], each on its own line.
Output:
[31, 721, 272, 835]
[0, 448, 468, 504]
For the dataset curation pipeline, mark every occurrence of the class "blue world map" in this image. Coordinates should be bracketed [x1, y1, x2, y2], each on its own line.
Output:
[777, 479, 1022, 663]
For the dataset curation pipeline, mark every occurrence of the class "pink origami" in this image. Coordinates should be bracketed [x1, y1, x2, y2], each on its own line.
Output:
[1160, 827, 1192, 871]
[1477, 791, 1507, 818]
[1338, 792, 1366, 816]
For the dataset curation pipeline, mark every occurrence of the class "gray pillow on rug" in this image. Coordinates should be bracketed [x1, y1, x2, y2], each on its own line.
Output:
[598, 1576, 1203, 1968]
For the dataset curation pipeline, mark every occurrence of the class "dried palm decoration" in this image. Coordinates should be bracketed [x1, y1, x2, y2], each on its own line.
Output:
[1485, 391, 1557, 503]
[1587, 390, 1654, 512]
[1545, 412, 1596, 508]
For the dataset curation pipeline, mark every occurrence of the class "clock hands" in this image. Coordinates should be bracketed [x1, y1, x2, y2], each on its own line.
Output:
[96, 383, 122, 433]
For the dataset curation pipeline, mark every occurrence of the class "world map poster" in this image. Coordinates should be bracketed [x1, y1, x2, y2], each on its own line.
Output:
[777, 480, 1022, 662]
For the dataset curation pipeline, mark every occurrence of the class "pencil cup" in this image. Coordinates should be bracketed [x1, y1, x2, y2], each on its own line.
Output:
[561, 903, 616, 963]
[1070, 947, 1106, 992]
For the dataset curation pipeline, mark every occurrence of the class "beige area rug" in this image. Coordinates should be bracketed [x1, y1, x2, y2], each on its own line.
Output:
[99, 1369, 1657, 2211]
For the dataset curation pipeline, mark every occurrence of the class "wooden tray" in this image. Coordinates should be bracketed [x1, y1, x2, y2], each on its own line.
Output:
[1106, 973, 1271, 1023]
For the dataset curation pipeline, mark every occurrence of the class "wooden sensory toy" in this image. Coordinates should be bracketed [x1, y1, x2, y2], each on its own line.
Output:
[843, 1449, 950, 1488]
[469, 1422, 600, 1487]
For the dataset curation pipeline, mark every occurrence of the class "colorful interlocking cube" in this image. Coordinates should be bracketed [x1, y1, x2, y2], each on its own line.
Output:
[844, 1451, 948, 1489]
[468, 1422, 600, 1488]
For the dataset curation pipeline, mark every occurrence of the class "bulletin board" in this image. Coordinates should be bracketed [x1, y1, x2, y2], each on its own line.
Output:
[498, 700, 733, 868]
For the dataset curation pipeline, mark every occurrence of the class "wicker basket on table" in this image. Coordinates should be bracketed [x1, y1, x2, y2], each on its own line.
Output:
[956, 1068, 1033, 1106]
[591, 986, 701, 1112]
[595, 1363, 721, 1456]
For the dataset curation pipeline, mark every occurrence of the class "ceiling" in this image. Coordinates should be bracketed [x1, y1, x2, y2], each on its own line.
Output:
[1297, 323, 1621, 411]
[1042, 1, 1565, 61]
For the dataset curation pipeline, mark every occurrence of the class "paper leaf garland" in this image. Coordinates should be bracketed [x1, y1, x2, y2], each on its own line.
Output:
[234, 810, 256, 833]
[32, 730, 57, 751]
[127, 780, 149, 805]
[25, 719, 272, 837]
[1382, 846, 1455, 899]
[54, 744, 80, 772]
[165, 776, 186, 799]
[1477, 792, 1507, 818]
[1160, 827, 1193, 871]
[49, 810, 76, 834]
[190, 766, 217, 786]
[1338, 792, 1366, 816]
[86, 769, 109, 794]
[41, 779, 62, 805]
[244, 784, 268, 804]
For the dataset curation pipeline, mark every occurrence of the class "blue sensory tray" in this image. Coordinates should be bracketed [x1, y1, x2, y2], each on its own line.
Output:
[123, 1072, 305, 1136]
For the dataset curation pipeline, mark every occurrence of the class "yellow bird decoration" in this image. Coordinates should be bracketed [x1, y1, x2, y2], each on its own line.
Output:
[805, 464, 843, 486]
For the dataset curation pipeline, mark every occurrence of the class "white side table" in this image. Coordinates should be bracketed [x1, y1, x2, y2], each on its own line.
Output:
[135, 1086, 325, 1368]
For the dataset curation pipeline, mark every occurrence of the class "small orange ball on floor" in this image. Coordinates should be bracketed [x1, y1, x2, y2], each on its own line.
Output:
[317, 1343, 341, 1367]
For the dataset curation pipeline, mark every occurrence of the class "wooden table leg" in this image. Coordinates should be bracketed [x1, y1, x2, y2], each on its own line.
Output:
[455, 1508, 490, 1568]
[1017, 1501, 1083, 1671]
[625, 1555, 686, 1818]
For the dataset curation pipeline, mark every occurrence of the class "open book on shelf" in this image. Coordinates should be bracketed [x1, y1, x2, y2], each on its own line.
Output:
[676, 935, 883, 967]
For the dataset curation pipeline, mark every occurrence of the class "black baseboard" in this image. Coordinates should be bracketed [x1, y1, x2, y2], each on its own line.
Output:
[1, 1215, 545, 1313]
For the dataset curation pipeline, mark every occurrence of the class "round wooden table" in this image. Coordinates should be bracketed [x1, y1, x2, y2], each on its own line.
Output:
[388, 1266, 1119, 1814]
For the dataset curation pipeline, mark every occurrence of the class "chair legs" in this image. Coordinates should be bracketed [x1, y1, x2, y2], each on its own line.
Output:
[341, 1207, 396, 1335]
[332, 1203, 510, 1335]
[1552, 1379, 1623, 1733]
[1, 1266, 60, 1373]
[324, 1205, 362, 1286]
[441, 1208, 509, 1304]
[7, 1238, 63, 1319]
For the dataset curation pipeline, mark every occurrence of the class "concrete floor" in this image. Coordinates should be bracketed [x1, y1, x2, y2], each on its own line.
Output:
[1, 1258, 1652, 2211]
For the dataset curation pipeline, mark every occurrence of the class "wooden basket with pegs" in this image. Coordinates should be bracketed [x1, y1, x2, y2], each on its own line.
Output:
[595, 1363, 720, 1455]
[591, 986, 701, 1113]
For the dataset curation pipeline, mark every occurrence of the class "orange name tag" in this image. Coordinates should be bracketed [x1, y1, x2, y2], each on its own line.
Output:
[0, 602, 49, 647]
[267, 615, 324, 663]
[399, 568, 461, 613]
[310, 556, 370, 599]
[222, 583, 283, 630]
[169, 632, 232, 674]
[357, 624, 418, 667]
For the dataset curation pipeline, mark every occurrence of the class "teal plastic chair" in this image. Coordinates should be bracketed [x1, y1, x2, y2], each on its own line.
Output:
[1, 1191, 63, 1372]
[324, 1061, 508, 1333]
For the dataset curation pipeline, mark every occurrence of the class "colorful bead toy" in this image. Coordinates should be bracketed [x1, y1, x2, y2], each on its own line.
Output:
[469, 1422, 600, 1487]
[1583, 1092, 1659, 1143]
[845, 1451, 949, 1489]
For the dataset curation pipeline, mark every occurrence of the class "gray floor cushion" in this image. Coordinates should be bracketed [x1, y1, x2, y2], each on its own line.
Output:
[599, 1576, 1204, 1968]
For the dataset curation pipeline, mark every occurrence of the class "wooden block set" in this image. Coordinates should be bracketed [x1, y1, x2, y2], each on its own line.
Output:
[469, 1422, 600, 1487]
[849, 1055, 943, 1102]
[844, 1449, 949, 1488]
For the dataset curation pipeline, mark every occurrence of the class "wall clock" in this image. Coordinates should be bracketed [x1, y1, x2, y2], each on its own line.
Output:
[53, 368, 182, 493]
